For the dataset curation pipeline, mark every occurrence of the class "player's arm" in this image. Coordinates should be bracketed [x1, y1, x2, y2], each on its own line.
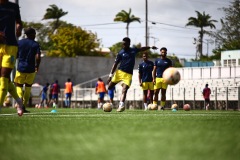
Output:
[139, 46, 158, 52]
[152, 66, 157, 84]
[107, 62, 118, 84]
[35, 52, 41, 72]
[138, 64, 142, 86]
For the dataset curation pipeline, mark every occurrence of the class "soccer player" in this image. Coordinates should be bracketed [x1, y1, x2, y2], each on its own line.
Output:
[108, 85, 115, 105]
[107, 37, 157, 112]
[138, 52, 154, 110]
[95, 78, 107, 109]
[0, 0, 24, 115]
[203, 84, 211, 110]
[65, 78, 73, 108]
[51, 80, 60, 108]
[14, 27, 41, 113]
[152, 47, 172, 110]
[39, 83, 49, 108]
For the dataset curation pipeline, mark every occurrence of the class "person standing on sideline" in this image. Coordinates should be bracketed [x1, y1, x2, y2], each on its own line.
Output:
[95, 78, 107, 109]
[152, 47, 172, 110]
[14, 28, 41, 113]
[108, 85, 115, 105]
[138, 52, 154, 110]
[0, 0, 24, 116]
[39, 83, 49, 108]
[51, 80, 60, 108]
[65, 78, 73, 108]
[203, 84, 211, 110]
[107, 37, 157, 112]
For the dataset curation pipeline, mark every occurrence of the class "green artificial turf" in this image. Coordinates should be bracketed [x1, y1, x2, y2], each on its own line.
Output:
[0, 108, 239, 160]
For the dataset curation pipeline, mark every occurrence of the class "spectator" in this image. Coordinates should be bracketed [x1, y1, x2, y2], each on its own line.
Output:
[203, 84, 211, 110]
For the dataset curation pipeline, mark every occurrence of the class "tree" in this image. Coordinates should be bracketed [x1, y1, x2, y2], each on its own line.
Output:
[186, 11, 217, 59]
[114, 8, 141, 37]
[42, 4, 68, 32]
[48, 26, 100, 57]
[211, 0, 240, 53]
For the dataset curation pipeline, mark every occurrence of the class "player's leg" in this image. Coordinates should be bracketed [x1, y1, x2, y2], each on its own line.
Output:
[117, 83, 129, 112]
[143, 89, 148, 110]
[160, 89, 167, 110]
[159, 78, 168, 110]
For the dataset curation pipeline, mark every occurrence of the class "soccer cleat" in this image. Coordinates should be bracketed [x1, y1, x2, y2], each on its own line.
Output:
[158, 106, 164, 111]
[17, 107, 23, 116]
[23, 106, 30, 113]
[117, 106, 125, 112]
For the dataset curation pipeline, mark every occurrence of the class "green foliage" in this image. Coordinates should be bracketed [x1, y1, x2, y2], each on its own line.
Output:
[186, 11, 217, 58]
[167, 54, 183, 67]
[48, 26, 100, 57]
[43, 4, 68, 32]
[210, 0, 240, 56]
[114, 8, 141, 37]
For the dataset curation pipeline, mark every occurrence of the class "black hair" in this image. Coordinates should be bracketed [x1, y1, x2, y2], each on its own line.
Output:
[122, 37, 131, 43]
[24, 27, 36, 35]
[160, 47, 167, 52]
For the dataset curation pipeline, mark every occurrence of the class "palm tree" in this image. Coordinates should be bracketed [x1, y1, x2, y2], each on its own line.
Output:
[42, 4, 68, 32]
[186, 11, 217, 58]
[114, 8, 141, 37]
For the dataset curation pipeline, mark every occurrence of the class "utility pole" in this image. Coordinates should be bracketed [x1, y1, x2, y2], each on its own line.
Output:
[145, 0, 148, 46]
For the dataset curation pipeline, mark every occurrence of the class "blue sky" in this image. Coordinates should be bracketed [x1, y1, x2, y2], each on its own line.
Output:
[14, 0, 231, 59]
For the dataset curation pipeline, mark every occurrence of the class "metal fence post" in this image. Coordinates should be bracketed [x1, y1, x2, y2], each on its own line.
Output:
[214, 87, 217, 110]
[238, 87, 240, 110]
[193, 88, 196, 109]
[183, 88, 185, 105]
[226, 87, 228, 110]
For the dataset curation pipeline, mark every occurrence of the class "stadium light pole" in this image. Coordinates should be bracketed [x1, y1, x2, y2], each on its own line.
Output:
[145, 0, 148, 46]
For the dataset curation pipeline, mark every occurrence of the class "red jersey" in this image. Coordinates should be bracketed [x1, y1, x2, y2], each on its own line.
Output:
[51, 83, 60, 94]
[203, 87, 211, 99]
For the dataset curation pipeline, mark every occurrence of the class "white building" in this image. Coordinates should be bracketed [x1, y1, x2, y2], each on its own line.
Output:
[221, 50, 240, 66]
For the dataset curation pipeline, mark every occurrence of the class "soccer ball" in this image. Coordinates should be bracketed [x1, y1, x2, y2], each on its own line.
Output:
[183, 104, 191, 111]
[171, 104, 178, 109]
[103, 102, 112, 112]
[148, 104, 157, 110]
[162, 67, 181, 85]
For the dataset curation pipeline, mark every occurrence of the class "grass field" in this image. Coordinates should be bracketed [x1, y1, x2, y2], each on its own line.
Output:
[0, 108, 239, 160]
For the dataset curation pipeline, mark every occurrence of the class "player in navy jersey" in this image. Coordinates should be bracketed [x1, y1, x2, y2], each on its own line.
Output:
[107, 37, 157, 112]
[152, 47, 172, 110]
[39, 83, 49, 108]
[0, 0, 24, 116]
[138, 52, 154, 110]
[14, 27, 41, 113]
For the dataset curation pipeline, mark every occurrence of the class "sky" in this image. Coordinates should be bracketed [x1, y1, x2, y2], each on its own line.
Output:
[14, 0, 232, 59]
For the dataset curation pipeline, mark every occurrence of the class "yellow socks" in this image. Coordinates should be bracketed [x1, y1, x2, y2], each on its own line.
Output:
[0, 77, 9, 106]
[160, 101, 166, 107]
[23, 87, 31, 107]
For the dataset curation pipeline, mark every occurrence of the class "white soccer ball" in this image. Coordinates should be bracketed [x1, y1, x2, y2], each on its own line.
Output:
[163, 67, 181, 85]
[103, 102, 113, 112]
[148, 104, 157, 110]
[171, 103, 178, 109]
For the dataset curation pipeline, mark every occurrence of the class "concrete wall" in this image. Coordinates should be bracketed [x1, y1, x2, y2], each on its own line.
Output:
[35, 56, 149, 88]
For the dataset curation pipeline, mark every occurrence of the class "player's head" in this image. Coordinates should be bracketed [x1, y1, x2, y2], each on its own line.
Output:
[122, 37, 131, 49]
[67, 78, 71, 82]
[142, 52, 149, 61]
[205, 84, 208, 87]
[160, 47, 167, 58]
[55, 80, 58, 84]
[46, 83, 49, 86]
[98, 77, 102, 81]
[24, 27, 36, 39]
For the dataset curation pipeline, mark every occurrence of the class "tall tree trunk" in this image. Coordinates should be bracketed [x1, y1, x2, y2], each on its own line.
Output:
[199, 28, 204, 58]
[126, 23, 129, 37]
